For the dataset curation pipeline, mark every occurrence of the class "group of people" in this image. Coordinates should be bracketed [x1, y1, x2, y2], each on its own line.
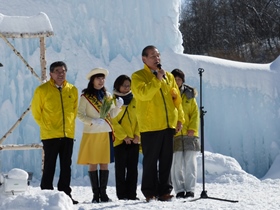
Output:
[30, 45, 200, 205]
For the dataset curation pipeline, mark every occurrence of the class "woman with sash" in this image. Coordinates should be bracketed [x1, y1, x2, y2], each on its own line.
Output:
[77, 68, 123, 203]
[111, 75, 140, 200]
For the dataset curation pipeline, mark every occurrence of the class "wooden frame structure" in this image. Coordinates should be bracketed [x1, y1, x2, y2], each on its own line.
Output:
[0, 12, 54, 170]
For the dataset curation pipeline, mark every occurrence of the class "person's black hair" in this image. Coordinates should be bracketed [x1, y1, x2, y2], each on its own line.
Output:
[142, 45, 157, 57]
[171, 68, 185, 83]
[82, 73, 107, 96]
[113, 75, 131, 92]
[50, 61, 67, 72]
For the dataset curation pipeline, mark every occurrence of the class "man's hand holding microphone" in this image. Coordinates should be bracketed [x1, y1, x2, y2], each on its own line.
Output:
[156, 63, 166, 81]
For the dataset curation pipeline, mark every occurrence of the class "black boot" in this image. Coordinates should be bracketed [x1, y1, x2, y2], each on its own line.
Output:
[88, 171, 100, 203]
[99, 170, 111, 202]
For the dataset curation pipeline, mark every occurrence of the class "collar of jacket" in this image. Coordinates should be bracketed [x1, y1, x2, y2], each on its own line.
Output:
[113, 90, 132, 97]
[49, 78, 67, 88]
[180, 84, 197, 99]
[143, 63, 155, 75]
[113, 90, 133, 105]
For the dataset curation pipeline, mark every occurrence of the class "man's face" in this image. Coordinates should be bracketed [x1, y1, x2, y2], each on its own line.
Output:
[142, 48, 161, 70]
[50, 66, 66, 86]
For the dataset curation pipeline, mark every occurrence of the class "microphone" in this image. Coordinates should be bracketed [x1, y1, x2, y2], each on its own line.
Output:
[157, 63, 162, 69]
[157, 63, 166, 79]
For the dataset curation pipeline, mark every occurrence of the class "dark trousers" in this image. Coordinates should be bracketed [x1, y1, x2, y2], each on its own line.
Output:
[140, 128, 174, 198]
[41, 138, 74, 196]
[114, 142, 139, 199]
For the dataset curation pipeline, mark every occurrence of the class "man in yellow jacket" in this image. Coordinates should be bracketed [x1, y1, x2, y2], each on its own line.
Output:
[131, 45, 185, 202]
[31, 61, 78, 204]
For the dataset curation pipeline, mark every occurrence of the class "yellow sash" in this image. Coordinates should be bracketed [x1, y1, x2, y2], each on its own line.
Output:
[82, 94, 115, 141]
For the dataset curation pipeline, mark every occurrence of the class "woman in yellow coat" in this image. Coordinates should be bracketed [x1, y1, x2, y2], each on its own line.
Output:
[170, 68, 200, 199]
[77, 68, 123, 203]
[111, 75, 140, 200]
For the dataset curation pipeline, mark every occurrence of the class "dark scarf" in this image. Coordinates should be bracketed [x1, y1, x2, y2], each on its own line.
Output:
[113, 90, 133, 105]
[96, 89, 105, 101]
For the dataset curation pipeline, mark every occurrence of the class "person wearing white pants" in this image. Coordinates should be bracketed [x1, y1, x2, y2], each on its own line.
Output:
[171, 69, 200, 199]
[171, 137, 200, 198]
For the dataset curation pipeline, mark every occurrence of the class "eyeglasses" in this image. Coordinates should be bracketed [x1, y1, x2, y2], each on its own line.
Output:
[52, 70, 67, 75]
[121, 84, 130, 88]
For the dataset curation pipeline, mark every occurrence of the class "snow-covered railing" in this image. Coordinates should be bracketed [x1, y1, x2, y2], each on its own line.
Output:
[0, 144, 44, 178]
[0, 12, 54, 82]
[0, 12, 53, 171]
[0, 12, 54, 38]
[0, 144, 42, 151]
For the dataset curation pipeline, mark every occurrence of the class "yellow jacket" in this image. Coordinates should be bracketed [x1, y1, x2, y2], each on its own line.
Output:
[175, 84, 199, 137]
[31, 79, 78, 140]
[111, 97, 140, 147]
[131, 64, 185, 132]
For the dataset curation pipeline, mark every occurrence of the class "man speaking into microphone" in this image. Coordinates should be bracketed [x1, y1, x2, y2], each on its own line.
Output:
[131, 45, 185, 202]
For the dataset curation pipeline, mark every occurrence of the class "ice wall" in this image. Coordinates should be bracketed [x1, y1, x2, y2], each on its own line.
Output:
[0, 0, 279, 180]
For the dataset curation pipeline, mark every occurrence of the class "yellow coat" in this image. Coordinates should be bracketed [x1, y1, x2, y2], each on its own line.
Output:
[175, 84, 199, 137]
[111, 97, 140, 147]
[31, 79, 78, 140]
[131, 64, 185, 132]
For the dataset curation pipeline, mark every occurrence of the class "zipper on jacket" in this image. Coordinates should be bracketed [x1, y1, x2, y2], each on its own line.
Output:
[127, 108, 132, 125]
[160, 88, 170, 128]
[58, 87, 66, 137]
